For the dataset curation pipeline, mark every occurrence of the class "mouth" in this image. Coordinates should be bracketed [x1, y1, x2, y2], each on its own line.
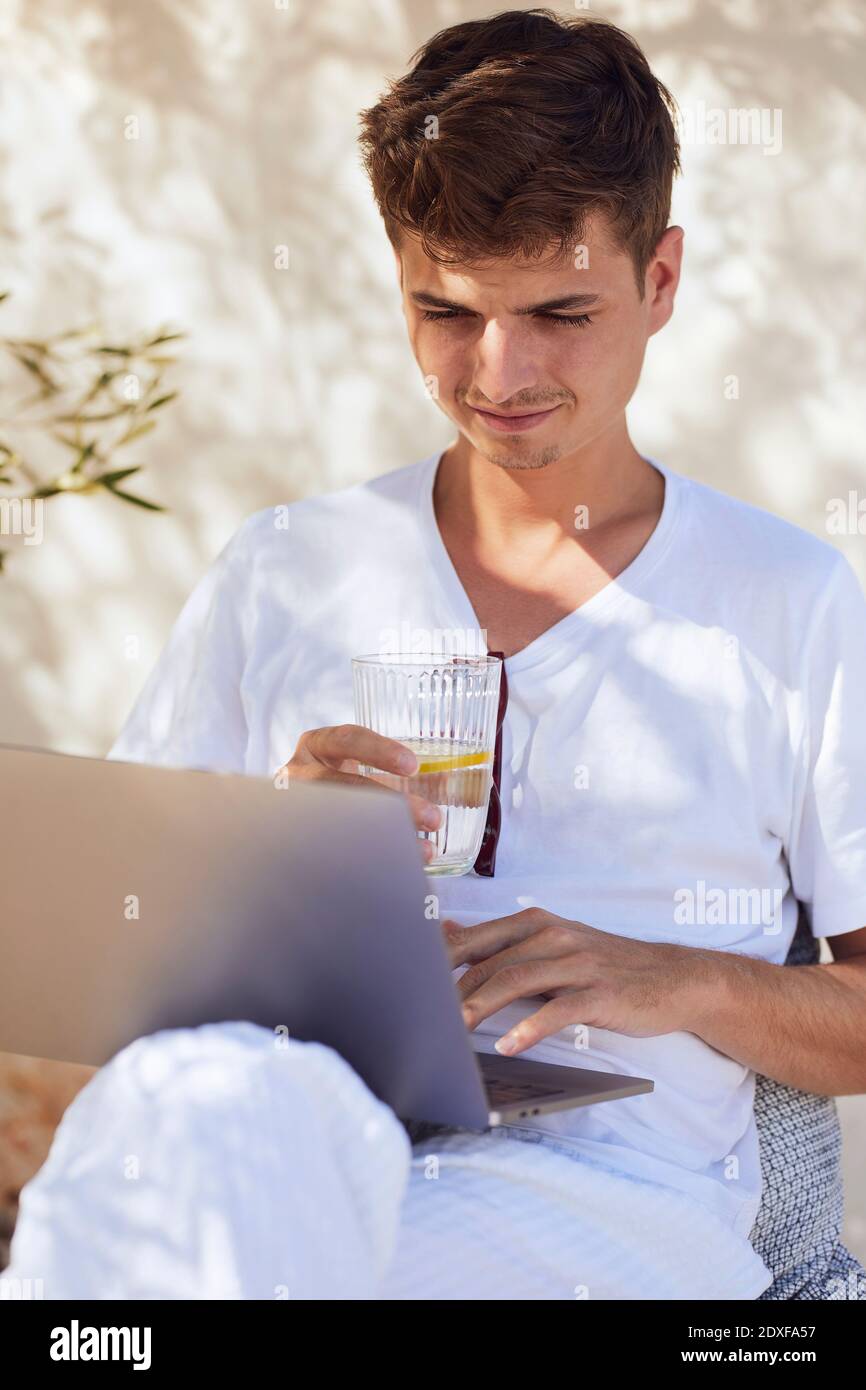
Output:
[468, 403, 561, 433]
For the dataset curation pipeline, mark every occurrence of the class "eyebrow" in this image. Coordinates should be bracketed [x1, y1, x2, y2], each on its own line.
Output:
[410, 291, 602, 314]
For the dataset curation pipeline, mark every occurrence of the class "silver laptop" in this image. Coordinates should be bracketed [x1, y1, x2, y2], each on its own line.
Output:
[0, 744, 653, 1128]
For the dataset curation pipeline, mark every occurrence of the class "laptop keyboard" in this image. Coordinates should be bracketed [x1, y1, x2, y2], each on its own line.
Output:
[485, 1076, 565, 1105]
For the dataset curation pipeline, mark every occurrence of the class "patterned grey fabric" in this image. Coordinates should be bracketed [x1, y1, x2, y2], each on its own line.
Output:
[749, 911, 865, 1300]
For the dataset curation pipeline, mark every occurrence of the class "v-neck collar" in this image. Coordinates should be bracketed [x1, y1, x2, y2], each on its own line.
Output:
[416, 440, 684, 674]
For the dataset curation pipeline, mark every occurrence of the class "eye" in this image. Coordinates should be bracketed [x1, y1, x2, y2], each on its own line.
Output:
[420, 309, 594, 328]
[540, 313, 594, 328]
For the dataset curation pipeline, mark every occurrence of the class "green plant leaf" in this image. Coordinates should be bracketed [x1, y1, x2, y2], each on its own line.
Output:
[70, 440, 98, 473]
[116, 418, 157, 446]
[79, 370, 119, 407]
[9, 349, 60, 393]
[141, 354, 179, 367]
[7, 338, 52, 355]
[101, 483, 166, 512]
[51, 430, 84, 450]
[51, 321, 100, 342]
[96, 466, 143, 487]
[145, 391, 178, 412]
[53, 408, 130, 423]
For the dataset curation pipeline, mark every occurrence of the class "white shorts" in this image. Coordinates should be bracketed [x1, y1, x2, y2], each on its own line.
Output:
[5, 1022, 772, 1300]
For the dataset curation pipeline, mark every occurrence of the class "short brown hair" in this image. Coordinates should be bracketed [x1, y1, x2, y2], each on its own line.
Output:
[358, 8, 680, 294]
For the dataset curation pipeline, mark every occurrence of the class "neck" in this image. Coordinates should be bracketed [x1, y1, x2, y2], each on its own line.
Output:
[434, 421, 659, 554]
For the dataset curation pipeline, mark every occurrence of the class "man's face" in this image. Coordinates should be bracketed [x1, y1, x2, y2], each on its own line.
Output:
[395, 213, 682, 470]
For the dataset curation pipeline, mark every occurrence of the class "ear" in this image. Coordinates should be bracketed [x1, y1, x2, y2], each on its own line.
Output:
[645, 225, 684, 336]
[392, 241, 404, 292]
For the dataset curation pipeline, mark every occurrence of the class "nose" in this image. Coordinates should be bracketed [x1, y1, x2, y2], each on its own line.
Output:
[470, 319, 538, 406]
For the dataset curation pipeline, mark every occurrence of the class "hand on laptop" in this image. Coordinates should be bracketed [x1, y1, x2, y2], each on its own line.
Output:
[442, 907, 712, 1054]
[277, 723, 442, 864]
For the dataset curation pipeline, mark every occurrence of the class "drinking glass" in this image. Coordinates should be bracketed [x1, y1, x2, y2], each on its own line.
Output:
[351, 652, 502, 876]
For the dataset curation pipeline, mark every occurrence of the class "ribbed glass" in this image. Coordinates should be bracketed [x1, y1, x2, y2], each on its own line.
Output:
[352, 652, 502, 876]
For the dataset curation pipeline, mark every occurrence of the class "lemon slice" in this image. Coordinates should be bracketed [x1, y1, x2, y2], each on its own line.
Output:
[413, 750, 491, 774]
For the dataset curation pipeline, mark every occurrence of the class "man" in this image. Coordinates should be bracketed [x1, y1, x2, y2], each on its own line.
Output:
[8, 10, 866, 1300]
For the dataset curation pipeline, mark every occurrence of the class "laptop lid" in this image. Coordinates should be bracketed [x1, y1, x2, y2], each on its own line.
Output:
[0, 745, 492, 1129]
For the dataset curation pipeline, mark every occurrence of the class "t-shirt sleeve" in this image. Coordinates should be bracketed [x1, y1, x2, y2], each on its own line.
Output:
[106, 521, 255, 774]
[786, 552, 866, 938]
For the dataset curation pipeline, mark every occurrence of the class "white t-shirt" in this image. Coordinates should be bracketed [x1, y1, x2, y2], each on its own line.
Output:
[109, 447, 866, 1241]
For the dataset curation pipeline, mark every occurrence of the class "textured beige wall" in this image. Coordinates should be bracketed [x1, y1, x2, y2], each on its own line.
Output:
[0, 0, 864, 1265]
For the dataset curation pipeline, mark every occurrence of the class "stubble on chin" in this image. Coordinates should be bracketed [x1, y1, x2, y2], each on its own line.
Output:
[476, 441, 564, 471]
